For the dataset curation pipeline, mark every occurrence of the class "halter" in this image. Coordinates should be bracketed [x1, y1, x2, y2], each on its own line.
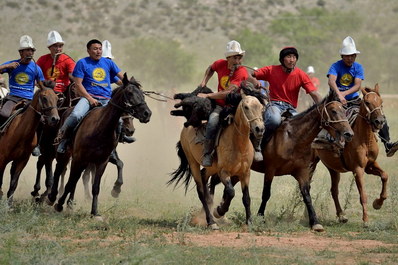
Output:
[318, 101, 348, 129]
[358, 91, 384, 122]
[108, 84, 145, 115]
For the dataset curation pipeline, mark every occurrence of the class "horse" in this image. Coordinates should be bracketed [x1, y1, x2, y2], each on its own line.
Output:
[31, 82, 79, 200]
[52, 74, 151, 217]
[169, 87, 265, 230]
[0, 88, 59, 204]
[313, 85, 388, 226]
[250, 89, 354, 232]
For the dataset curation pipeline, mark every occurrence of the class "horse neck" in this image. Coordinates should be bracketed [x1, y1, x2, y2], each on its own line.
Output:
[288, 106, 323, 145]
[228, 103, 251, 149]
[19, 96, 42, 136]
[352, 103, 374, 142]
[98, 103, 124, 131]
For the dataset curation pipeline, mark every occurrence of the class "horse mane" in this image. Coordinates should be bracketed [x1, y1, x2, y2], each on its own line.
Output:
[288, 88, 340, 122]
[111, 77, 142, 97]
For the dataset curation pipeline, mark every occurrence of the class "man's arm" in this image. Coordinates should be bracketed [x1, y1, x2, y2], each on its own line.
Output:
[200, 65, 214, 87]
[309, 90, 323, 104]
[74, 76, 99, 106]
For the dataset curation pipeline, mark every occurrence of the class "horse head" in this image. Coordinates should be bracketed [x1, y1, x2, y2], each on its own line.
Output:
[360, 84, 385, 132]
[239, 91, 265, 139]
[112, 73, 152, 123]
[34, 88, 60, 127]
[319, 89, 354, 145]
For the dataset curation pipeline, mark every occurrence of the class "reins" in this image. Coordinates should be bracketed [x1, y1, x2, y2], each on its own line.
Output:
[318, 101, 348, 129]
[356, 92, 384, 123]
[233, 98, 262, 136]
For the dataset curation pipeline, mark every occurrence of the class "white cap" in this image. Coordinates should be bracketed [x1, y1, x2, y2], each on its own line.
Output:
[307, 66, 315, 74]
[225, 40, 245, 58]
[18, 35, 36, 51]
[47, 31, 64, 47]
[339, 36, 360, 55]
[102, 40, 114, 59]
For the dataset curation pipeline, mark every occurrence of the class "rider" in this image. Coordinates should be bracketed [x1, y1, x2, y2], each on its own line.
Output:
[327, 36, 398, 157]
[54, 39, 124, 153]
[32, 31, 76, 156]
[250, 47, 322, 143]
[197, 40, 263, 167]
[0, 35, 45, 127]
[102, 39, 135, 143]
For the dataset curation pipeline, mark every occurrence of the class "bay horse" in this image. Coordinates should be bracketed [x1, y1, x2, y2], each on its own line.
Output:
[313, 85, 387, 226]
[31, 82, 79, 200]
[0, 88, 59, 203]
[53, 74, 151, 217]
[250, 89, 354, 232]
[169, 87, 265, 230]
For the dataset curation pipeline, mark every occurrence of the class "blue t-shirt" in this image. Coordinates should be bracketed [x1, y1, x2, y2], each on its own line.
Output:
[327, 60, 364, 100]
[0, 60, 45, 100]
[72, 57, 121, 99]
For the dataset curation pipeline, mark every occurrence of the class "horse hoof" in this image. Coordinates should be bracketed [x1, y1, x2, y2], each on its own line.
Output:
[31, 191, 39, 197]
[338, 215, 348, 223]
[372, 199, 383, 210]
[209, 223, 219, 230]
[46, 197, 55, 206]
[311, 224, 325, 232]
[111, 189, 120, 198]
[54, 203, 63, 212]
[363, 222, 369, 228]
[213, 208, 222, 219]
[92, 215, 105, 222]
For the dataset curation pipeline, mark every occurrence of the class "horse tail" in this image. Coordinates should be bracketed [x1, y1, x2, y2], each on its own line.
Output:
[168, 141, 193, 194]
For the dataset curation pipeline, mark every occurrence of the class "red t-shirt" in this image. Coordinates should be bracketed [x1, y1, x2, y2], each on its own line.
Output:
[255, 65, 316, 108]
[37, 53, 76, 93]
[211, 59, 248, 106]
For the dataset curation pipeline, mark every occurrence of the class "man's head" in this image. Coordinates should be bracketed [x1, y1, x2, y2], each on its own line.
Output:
[47, 31, 64, 56]
[339, 36, 360, 67]
[86, 39, 102, 61]
[225, 40, 245, 69]
[279, 47, 298, 72]
[18, 35, 36, 63]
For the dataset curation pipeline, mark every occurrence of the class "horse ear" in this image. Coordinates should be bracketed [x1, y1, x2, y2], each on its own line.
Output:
[374, 83, 380, 93]
[122, 73, 129, 87]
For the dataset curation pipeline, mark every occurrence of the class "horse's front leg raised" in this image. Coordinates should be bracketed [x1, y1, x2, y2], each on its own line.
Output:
[213, 172, 237, 220]
[365, 161, 388, 210]
[297, 177, 324, 232]
[109, 150, 124, 198]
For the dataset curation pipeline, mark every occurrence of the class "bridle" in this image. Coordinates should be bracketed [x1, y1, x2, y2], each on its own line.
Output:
[29, 92, 57, 121]
[357, 92, 384, 123]
[233, 97, 263, 136]
[108, 84, 146, 116]
[318, 101, 348, 130]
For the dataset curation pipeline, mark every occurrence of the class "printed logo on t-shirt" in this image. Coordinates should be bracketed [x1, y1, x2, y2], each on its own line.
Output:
[93, 68, 106, 81]
[220, 75, 230, 90]
[15, 72, 29, 84]
[340, 73, 353, 87]
[46, 67, 60, 79]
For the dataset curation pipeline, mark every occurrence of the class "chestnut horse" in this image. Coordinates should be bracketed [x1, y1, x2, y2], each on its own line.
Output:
[53, 75, 151, 217]
[251, 90, 354, 232]
[169, 89, 265, 229]
[313, 85, 388, 226]
[0, 88, 59, 203]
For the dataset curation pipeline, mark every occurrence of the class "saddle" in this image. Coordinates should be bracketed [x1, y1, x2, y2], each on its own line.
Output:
[0, 100, 29, 134]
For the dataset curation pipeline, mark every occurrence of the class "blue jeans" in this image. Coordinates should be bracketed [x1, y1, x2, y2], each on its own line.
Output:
[205, 105, 223, 140]
[263, 101, 297, 142]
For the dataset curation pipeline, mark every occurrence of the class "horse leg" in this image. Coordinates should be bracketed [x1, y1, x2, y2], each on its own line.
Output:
[90, 161, 108, 217]
[257, 174, 274, 216]
[109, 150, 124, 198]
[213, 172, 236, 219]
[82, 166, 92, 200]
[48, 156, 69, 204]
[194, 166, 217, 229]
[353, 169, 369, 226]
[54, 162, 85, 212]
[240, 174, 252, 225]
[365, 161, 388, 210]
[328, 168, 347, 223]
[31, 155, 45, 197]
[7, 159, 29, 205]
[297, 176, 324, 232]
[39, 157, 54, 202]
[0, 166, 5, 199]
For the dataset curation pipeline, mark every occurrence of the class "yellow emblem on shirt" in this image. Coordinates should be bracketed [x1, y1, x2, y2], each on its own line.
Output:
[220, 76, 231, 90]
[15, 72, 29, 84]
[93, 68, 106, 81]
[340, 73, 353, 87]
[46, 67, 60, 79]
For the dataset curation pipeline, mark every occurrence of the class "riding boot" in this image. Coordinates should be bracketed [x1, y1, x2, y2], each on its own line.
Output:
[202, 139, 215, 167]
[250, 134, 263, 162]
[385, 141, 398, 157]
[118, 131, 136, 143]
[32, 146, 41, 156]
[55, 117, 75, 153]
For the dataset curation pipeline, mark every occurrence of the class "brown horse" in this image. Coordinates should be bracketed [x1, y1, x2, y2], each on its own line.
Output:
[169, 89, 265, 229]
[0, 88, 59, 203]
[251, 90, 354, 232]
[53, 74, 151, 217]
[313, 85, 387, 226]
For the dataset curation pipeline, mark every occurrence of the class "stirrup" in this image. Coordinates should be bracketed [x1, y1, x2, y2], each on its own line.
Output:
[202, 155, 213, 167]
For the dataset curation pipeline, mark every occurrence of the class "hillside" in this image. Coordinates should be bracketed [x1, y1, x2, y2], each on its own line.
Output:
[0, 0, 398, 93]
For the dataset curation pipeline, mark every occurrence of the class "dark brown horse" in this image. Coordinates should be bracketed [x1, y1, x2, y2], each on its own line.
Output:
[53, 74, 151, 217]
[31, 83, 79, 200]
[170, 89, 265, 229]
[313, 85, 388, 226]
[251, 90, 354, 232]
[0, 88, 59, 203]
